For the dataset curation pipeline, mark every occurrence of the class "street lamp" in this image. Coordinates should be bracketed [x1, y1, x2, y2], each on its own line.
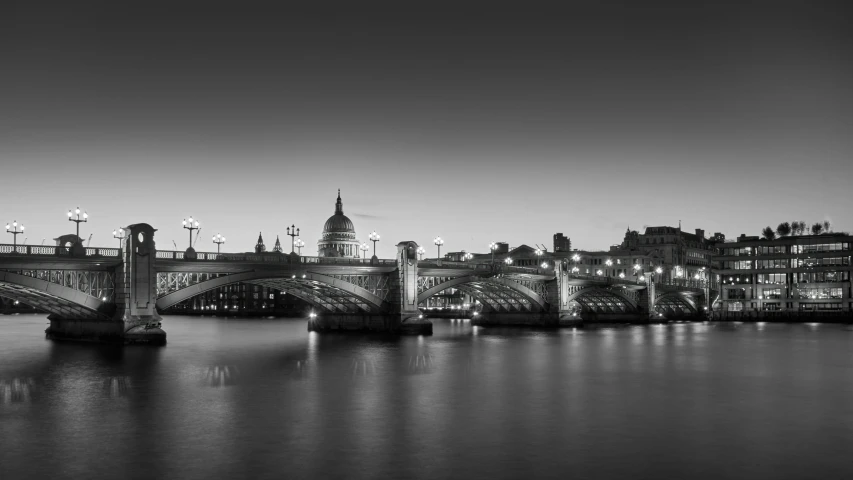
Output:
[182, 216, 199, 249]
[68, 207, 88, 244]
[463, 251, 473, 261]
[504, 257, 513, 265]
[605, 258, 613, 266]
[5, 221, 24, 249]
[295, 238, 305, 255]
[434, 236, 444, 259]
[360, 243, 369, 259]
[212, 233, 226, 253]
[286, 224, 300, 253]
[417, 246, 425, 260]
[113, 228, 126, 249]
[489, 242, 498, 264]
[369, 231, 380, 258]
[535, 248, 544, 268]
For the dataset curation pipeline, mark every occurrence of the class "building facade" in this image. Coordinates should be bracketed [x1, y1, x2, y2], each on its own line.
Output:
[714, 233, 853, 314]
[317, 190, 360, 257]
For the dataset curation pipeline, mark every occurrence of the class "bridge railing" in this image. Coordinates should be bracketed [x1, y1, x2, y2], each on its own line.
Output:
[0, 244, 120, 257]
[154, 250, 397, 265]
[656, 278, 710, 290]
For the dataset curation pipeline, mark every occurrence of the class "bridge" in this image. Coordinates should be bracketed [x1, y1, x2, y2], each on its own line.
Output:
[0, 223, 711, 344]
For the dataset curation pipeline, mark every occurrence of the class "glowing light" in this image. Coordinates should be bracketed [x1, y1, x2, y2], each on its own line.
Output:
[618, 272, 625, 278]
[605, 259, 613, 266]
[504, 257, 513, 265]
[572, 254, 580, 261]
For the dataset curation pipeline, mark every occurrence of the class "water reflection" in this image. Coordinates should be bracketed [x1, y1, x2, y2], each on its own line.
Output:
[1, 377, 35, 404]
[2, 315, 853, 480]
[203, 365, 240, 387]
[103, 376, 131, 398]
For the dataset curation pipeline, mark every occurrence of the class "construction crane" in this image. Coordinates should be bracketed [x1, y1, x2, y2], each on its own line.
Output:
[86, 234, 93, 247]
[22, 237, 28, 245]
[172, 240, 178, 250]
[193, 227, 202, 247]
[41, 238, 46, 245]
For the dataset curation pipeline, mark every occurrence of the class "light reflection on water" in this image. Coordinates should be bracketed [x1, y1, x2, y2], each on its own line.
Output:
[1, 314, 852, 479]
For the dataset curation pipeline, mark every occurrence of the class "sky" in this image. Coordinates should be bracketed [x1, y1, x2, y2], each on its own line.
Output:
[2, 1, 851, 257]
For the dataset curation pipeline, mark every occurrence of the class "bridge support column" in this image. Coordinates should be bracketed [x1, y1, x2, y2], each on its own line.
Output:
[554, 259, 582, 327]
[392, 241, 431, 335]
[46, 223, 165, 345]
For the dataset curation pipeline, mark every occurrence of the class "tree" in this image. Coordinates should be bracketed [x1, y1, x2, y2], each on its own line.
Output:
[823, 220, 832, 233]
[762, 226, 776, 240]
[811, 223, 824, 235]
[792, 221, 807, 236]
[776, 222, 791, 237]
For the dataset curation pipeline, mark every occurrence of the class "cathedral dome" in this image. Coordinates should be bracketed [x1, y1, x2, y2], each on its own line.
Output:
[317, 190, 360, 258]
[323, 212, 355, 233]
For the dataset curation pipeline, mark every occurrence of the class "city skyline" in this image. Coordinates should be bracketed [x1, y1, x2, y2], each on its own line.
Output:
[2, 2, 851, 257]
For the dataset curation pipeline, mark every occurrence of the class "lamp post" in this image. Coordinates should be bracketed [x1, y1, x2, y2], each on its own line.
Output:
[295, 238, 305, 255]
[286, 224, 300, 253]
[67, 207, 88, 244]
[504, 257, 513, 265]
[113, 228, 126, 249]
[212, 233, 226, 253]
[369, 231, 380, 258]
[5, 221, 24, 249]
[535, 248, 544, 268]
[489, 242, 498, 264]
[434, 236, 444, 259]
[463, 251, 473, 261]
[360, 243, 369, 259]
[417, 246, 425, 260]
[182, 216, 199, 249]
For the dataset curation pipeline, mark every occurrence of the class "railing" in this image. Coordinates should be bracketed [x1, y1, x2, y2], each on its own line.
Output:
[418, 261, 547, 275]
[154, 250, 397, 265]
[0, 244, 120, 257]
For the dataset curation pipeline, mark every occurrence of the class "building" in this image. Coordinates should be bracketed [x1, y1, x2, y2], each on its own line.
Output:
[317, 190, 361, 257]
[617, 226, 716, 282]
[713, 232, 853, 315]
[553, 233, 571, 252]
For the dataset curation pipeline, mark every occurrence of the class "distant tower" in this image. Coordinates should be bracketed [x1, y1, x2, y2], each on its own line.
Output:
[273, 235, 282, 253]
[255, 232, 266, 253]
[553, 233, 571, 252]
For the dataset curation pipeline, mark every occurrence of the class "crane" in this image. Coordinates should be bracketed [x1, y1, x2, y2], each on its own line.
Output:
[86, 234, 93, 247]
[22, 237, 28, 245]
[172, 240, 178, 250]
[193, 227, 202, 247]
[41, 238, 46, 245]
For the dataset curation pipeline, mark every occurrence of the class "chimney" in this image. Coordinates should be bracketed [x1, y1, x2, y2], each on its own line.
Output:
[695, 228, 704, 239]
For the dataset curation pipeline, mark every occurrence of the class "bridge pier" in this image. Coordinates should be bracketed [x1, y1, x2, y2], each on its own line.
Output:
[306, 241, 431, 335]
[45, 223, 165, 345]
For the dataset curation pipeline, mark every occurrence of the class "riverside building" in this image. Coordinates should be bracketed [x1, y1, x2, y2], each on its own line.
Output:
[714, 232, 853, 316]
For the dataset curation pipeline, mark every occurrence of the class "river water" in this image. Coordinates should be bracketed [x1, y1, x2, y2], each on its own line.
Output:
[1, 314, 852, 479]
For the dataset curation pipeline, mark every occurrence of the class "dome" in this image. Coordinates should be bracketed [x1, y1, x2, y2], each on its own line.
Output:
[323, 213, 355, 233]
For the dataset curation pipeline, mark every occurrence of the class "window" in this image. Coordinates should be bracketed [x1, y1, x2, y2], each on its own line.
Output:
[797, 271, 848, 283]
[726, 302, 743, 311]
[757, 273, 786, 284]
[797, 287, 843, 299]
[762, 303, 780, 311]
[799, 302, 843, 311]
[761, 288, 782, 299]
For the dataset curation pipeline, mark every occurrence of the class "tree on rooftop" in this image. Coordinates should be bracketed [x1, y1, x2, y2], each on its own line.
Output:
[776, 222, 791, 237]
[761, 226, 776, 240]
[810, 223, 824, 235]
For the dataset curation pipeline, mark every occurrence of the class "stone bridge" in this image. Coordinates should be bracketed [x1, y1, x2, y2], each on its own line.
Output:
[0, 224, 710, 344]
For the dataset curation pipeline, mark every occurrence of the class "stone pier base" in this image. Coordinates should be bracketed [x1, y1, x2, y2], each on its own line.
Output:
[471, 312, 562, 327]
[308, 313, 433, 335]
[45, 314, 166, 345]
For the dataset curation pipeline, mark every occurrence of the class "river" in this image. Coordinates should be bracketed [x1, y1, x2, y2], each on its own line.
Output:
[2, 314, 852, 479]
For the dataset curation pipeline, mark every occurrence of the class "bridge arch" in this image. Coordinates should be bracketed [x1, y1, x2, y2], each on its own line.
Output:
[417, 275, 548, 313]
[155, 270, 388, 314]
[655, 292, 698, 317]
[0, 271, 112, 320]
[564, 286, 639, 314]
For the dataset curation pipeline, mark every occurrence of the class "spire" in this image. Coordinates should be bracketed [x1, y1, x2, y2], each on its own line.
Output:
[273, 235, 282, 253]
[335, 188, 343, 215]
[255, 232, 266, 253]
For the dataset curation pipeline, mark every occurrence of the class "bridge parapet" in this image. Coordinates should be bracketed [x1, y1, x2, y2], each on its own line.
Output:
[0, 244, 120, 257]
[154, 250, 397, 266]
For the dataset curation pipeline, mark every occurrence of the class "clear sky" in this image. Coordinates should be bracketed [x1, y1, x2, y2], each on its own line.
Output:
[2, 1, 851, 257]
